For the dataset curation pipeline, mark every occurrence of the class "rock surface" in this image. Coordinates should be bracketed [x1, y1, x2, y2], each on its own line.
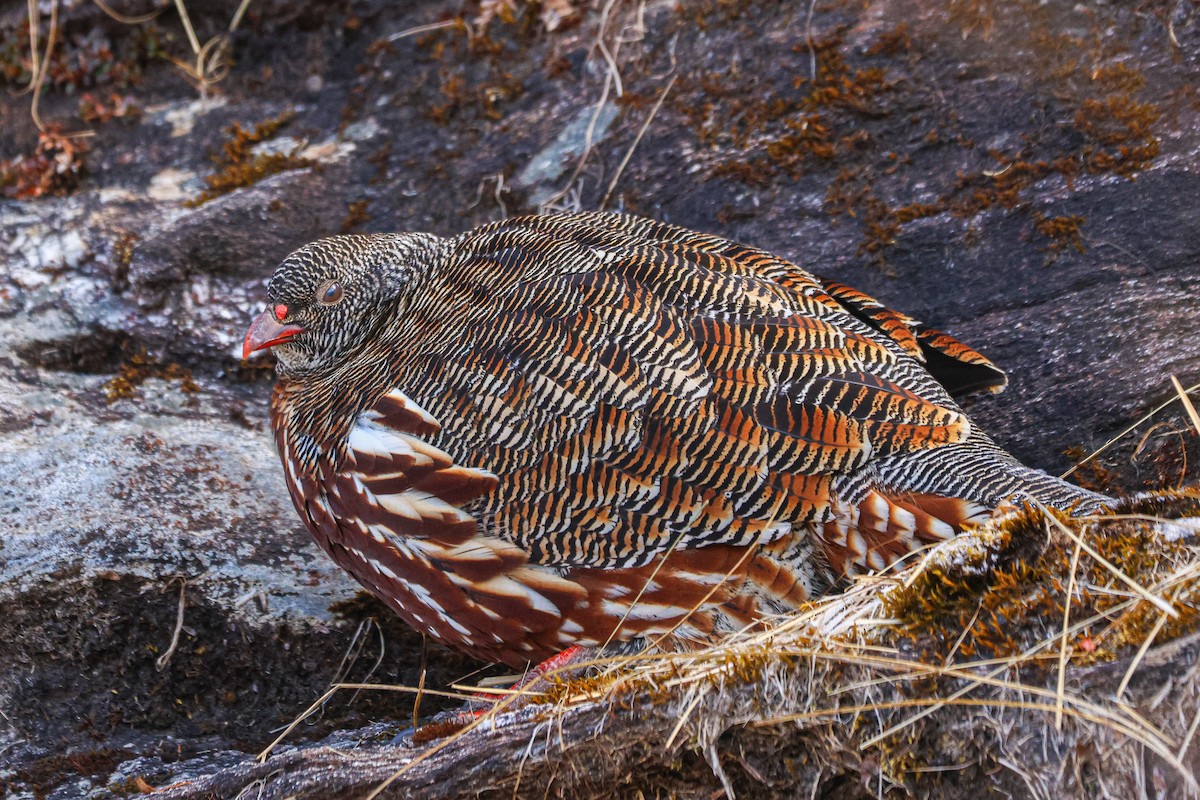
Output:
[1, 0, 1198, 797]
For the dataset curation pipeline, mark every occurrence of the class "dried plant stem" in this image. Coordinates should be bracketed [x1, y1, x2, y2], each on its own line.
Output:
[155, 579, 187, 672]
[600, 74, 676, 210]
[1056, 536, 1083, 730]
[1062, 379, 1200, 479]
[1172, 375, 1200, 438]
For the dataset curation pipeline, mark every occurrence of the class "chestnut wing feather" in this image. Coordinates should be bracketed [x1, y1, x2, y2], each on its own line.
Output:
[380, 213, 974, 571]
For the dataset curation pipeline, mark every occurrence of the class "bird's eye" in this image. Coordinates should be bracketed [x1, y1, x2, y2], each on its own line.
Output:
[318, 282, 344, 305]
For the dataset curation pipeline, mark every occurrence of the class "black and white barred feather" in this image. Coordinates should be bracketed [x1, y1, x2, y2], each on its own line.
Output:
[254, 211, 1108, 667]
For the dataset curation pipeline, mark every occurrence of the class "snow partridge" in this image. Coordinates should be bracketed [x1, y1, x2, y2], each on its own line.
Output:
[244, 211, 1106, 668]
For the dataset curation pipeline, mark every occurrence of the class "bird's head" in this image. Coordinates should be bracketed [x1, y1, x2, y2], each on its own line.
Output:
[243, 233, 442, 378]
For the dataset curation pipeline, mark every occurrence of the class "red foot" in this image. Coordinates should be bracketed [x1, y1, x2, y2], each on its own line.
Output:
[413, 646, 592, 740]
[466, 645, 590, 718]
[528, 644, 586, 678]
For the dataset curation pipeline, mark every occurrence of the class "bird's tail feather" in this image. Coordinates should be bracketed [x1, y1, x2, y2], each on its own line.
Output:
[869, 427, 1111, 517]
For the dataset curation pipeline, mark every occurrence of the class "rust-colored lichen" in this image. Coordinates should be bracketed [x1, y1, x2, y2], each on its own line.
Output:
[367, 142, 392, 185]
[0, 21, 164, 94]
[1064, 426, 1200, 495]
[864, 23, 913, 58]
[425, 68, 525, 125]
[103, 352, 200, 403]
[671, 4, 1165, 267]
[184, 111, 315, 207]
[1075, 95, 1161, 177]
[692, 28, 895, 189]
[3, 748, 127, 798]
[110, 230, 138, 291]
[1062, 446, 1126, 495]
[1033, 212, 1086, 254]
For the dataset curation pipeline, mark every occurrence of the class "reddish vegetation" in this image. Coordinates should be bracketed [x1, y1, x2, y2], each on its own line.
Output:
[0, 127, 88, 199]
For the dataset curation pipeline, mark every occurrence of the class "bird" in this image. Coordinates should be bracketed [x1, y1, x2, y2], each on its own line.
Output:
[243, 211, 1108, 669]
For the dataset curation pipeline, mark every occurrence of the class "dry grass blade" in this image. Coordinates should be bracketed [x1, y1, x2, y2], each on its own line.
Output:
[1062, 379, 1200, 479]
[172, 0, 203, 56]
[412, 636, 428, 733]
[943, 601, 982, 666]
[23, 0, 38, 99]
[638, 541, 760, 658]
[600, 525, 689, 652]
[27, 0, 60, 132]
[258, 685, 339, 761]
[1056, 537, 1083, 730]
[850, 645, 1170, 751]
[257, 681, 480, 761]
[93, 0, 161, 25]
[228, 0, 254, 34]
[1039, 503, 1177, 617]
[540, 0, 629, 211]
[756, 696, 1194, 790]
[364, 691, 525, 800]
[1116, 596, 1174, 700]
[388, 19, 462, 42]
[664, 693, 703, 750]
[595, 0, 625, 97]
[1172, 375, 1200, 438]
[155, 578, 187, 672]
[600, 74, 675, 209]
[244, 498, 1200, 796]
[163, 0, 253, 95]
[1178, 701, 1200, 761]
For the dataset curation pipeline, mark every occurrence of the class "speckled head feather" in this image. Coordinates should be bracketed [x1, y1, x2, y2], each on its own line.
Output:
[264, 233, 444, 379]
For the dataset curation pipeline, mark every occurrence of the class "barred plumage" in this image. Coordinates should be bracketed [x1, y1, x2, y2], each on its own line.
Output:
[245, 211, 1107, 667]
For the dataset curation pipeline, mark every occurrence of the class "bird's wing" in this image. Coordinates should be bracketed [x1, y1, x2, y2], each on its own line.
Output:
[362, 212, 979, 572]
[817, 278, 1007, 397]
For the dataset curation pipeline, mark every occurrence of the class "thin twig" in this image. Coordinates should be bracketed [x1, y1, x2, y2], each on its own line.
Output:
[600, 74, 675, 210]
[1040, 506, 1177, 618]
[1116, 586, 1179, 699]
[92, 0, 160, 25]
[1056, 536, 1083, 730]
[156, 578, 188, 672]
[1062, 380, 1200, 479]
[388, 19, 462, 42]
